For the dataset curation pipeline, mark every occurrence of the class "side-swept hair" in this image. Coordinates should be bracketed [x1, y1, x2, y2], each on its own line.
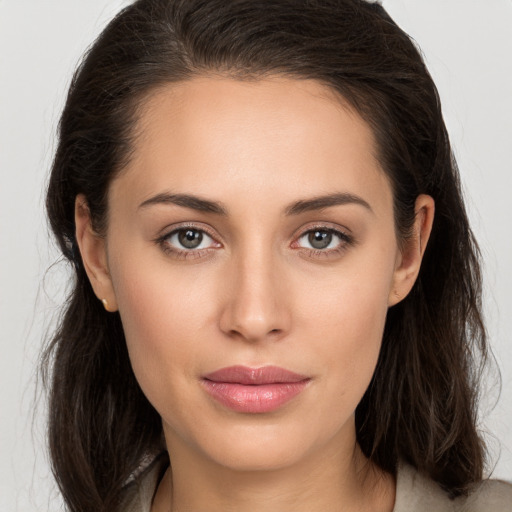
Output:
[43, 0, 487, 509]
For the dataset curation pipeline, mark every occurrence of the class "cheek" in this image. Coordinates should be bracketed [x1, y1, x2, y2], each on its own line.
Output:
[296, 253, 395, 398]
[307, 289, 387, 390]
[109, 253, 218, 403]
[299, 248, 394, 340]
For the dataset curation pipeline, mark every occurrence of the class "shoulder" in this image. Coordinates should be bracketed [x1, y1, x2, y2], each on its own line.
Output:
[118, 453, 169, 512]
[463, 478, 512, 511]
[394, 463, 512, 512]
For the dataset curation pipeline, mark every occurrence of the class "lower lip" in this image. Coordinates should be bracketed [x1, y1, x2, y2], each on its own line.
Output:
[201, 380, 310, 413]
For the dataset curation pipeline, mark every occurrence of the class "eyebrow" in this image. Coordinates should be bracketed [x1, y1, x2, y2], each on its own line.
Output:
[138, 191, 373, 216]
[139, 193, 228, 215]
[284, 192, 373, 216]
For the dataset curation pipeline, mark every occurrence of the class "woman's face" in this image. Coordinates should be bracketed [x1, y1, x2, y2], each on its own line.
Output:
[78, 76, 429, 472]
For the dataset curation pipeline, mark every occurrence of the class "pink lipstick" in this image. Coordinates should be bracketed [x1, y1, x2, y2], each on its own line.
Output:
[201, 366, 310, 413]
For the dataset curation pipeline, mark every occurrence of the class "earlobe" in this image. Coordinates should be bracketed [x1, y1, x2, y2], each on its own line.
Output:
[74, 194, 118, 312]
[388, 194, 435, 307]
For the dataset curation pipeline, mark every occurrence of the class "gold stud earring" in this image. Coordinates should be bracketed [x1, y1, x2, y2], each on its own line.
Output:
[101, 298, 110, 312]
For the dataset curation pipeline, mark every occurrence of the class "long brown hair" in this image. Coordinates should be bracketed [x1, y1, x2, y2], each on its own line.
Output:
[43, 0, 488, 510]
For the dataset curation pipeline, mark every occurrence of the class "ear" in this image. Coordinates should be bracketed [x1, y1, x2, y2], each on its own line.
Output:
[74, 194, 118, 312]
[388, 194, 435, 307]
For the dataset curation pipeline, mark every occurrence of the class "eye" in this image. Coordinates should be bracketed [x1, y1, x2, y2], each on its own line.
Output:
[165, 228, 216, 250]
[155, 225, 222, 260]
[295, 227, 352, 253]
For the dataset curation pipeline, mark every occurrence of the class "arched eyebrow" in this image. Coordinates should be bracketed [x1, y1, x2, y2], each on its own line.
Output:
[138, 193, 228, 214]
[138, 192, 373, 215]
[284, 193, 373, 215]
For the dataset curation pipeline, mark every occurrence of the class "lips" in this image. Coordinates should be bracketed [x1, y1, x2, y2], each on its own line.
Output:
[201, 365, 310, 413]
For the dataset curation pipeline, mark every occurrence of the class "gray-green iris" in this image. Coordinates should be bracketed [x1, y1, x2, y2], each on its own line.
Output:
[178, 229, 203, 249]
[308, 230, 332, 249]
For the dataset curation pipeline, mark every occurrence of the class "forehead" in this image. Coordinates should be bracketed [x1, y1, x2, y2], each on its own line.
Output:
[110, 75, 392, 217]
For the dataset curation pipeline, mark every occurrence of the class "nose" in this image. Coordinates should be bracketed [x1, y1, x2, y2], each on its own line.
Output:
[218, 248, 291, 343]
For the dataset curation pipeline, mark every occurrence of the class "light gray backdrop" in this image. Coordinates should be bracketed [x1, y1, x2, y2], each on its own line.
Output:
[1, 1, 511, 510]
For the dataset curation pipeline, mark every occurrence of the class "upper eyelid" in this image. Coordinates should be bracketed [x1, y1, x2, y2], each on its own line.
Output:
[298, 228, 349, 240]
[157, 222, 219, 241]
[295, 227, 352, 247]
[293, 222, 352, 239]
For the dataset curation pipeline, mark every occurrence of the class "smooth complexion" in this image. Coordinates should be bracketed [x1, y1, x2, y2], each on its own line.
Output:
[75, 76, 434, 512]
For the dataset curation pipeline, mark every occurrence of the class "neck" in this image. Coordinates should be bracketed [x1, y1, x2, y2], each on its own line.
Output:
[152, 429, 395, 512]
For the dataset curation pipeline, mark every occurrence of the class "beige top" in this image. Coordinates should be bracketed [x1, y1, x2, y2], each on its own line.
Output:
[120, 456, 512, 512]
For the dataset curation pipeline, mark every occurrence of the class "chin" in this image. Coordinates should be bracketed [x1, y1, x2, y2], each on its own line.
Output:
[203, 430, 314, 472]
[168, 409, 353, 474]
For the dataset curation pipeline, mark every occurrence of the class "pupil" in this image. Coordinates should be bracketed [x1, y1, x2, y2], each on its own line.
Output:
[178, 229, 202, 249]
[308, 230, 332, 249]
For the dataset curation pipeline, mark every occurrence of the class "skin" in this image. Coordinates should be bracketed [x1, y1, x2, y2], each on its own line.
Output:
[75, 76, 434, 512]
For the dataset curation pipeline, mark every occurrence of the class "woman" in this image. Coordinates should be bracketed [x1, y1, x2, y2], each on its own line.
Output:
[42, 0, 511, 511]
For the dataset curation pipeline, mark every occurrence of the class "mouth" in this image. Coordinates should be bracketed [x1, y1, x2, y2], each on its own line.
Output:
[201, 365, 311, 413]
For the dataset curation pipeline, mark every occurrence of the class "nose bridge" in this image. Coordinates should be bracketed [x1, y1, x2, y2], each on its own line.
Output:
[220, 237, 289, 341]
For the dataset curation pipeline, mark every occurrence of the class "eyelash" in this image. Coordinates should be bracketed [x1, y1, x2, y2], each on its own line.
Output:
[155, 223, 354, 261]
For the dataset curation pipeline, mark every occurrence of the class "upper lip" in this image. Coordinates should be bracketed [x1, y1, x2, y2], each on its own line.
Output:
[203, 365, 309, 385]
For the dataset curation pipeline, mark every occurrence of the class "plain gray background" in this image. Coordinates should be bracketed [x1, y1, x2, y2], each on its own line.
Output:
[1, 1, 511, 510]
